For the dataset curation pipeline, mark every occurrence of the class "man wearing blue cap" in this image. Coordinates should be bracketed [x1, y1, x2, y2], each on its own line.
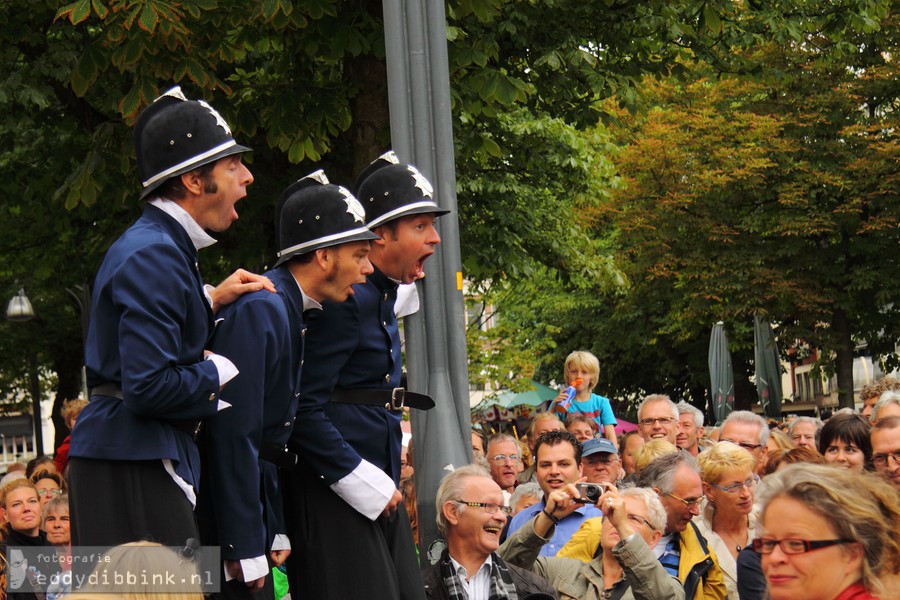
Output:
[69, 87, 273, 549]
[198, 172, 378, 599]
[581, 437, 623, 487]
[284, 151, 448, 600]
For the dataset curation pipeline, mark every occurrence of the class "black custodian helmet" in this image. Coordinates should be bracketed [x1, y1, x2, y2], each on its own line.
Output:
[274, 170, 380, 267]
[353, 151, 450, 229]
[134, 86, 252, 199]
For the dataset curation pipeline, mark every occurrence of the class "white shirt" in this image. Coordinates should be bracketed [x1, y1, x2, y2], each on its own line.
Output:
[450, 554, 493, 600]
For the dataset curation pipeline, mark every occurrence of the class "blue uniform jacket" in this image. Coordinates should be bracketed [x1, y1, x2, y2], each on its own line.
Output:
[71, 204, 221, 489]
[289, 267, 403, 486]
[198, 267, 303, 560]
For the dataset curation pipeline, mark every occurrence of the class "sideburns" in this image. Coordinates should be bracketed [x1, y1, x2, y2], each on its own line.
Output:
[202, 172, 218, 194]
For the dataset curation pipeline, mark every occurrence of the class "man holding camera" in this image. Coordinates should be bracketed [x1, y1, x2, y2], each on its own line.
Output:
[505, 430, 602, 556]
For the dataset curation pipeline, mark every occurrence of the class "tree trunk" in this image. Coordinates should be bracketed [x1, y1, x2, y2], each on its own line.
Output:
[832, 308, 855, 409]
[50, 344, 84, 451]
[347, 0, 391, 176]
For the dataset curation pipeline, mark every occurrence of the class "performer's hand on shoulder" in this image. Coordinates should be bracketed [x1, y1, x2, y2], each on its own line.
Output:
[210, 269, 276, 312]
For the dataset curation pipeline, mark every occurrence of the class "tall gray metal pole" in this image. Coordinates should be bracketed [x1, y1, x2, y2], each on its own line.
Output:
[382, 0, 472, 555]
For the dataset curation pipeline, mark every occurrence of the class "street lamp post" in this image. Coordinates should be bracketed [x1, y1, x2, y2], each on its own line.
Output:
[6, 289, 34, 322]
[6, 288, 43, 456]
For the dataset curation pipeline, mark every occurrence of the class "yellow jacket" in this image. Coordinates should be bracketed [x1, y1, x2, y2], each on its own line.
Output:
[558, 517, 727, 600]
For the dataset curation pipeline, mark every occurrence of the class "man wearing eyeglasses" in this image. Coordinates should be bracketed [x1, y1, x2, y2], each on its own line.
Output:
[486, 434, 521, 507]
[638, 452, 726, 600]
[424, 465, 556, 600]
[719, 411, 770, 477]
[637, 395, 680, 444]
[498, 484, 683, 600]
[871, 415, 900, 491]
[556, 452, 726, 600]
[581, 438, 622, 487]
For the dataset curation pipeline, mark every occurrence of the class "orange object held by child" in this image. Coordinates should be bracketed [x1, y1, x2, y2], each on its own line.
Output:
[552, 378, 583, 414]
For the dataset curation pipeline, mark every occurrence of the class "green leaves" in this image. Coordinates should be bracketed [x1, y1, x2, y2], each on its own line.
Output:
[56, 0, 92, 25]
[703, 4, 723, 35]
[138, 3, 159, 33]
[11, 0, 899, 410]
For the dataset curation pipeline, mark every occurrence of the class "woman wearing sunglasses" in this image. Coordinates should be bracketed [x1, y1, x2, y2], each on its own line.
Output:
[754, 463, 900, 600]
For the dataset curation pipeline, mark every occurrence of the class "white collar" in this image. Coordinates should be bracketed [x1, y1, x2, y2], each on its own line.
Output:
[294, 279, 322, 313]
[149, 198, 217, 251]
[449, 552, 492, 579]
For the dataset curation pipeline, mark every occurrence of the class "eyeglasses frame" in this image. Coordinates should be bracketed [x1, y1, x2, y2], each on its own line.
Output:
[453, 500, 512, 516]
[709, 474, 760, 494]
[751, 537, 854, 555]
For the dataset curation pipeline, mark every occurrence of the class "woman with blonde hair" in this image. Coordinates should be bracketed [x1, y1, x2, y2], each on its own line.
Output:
[763, 429, 793, 471]
[697, 442, 758, 600]
[0, 479, 53, 600]
[67, 541, 204, 600]
[631, 439, 678, 476]
[755, 463, 900, 599]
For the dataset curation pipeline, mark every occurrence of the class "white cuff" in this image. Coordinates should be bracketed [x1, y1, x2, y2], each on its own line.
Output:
[204, 284, 216, 308]
[205, 353, 238, 411]
[223, 555, 268, 583]
[161, 459, 196, 508]
[271, 534, 290, 552]
[206, 352, 239, 385]
[329, 460, 396, 521]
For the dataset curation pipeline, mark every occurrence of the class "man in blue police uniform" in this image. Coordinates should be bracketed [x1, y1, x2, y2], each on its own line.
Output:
[284, 151, 448, 600]
[197, 172, 379, 599]
[69, 86, 273, 549]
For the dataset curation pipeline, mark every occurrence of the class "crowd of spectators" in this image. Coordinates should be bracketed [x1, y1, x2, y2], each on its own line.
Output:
[3, 359, 900, 600]
[441, 373, 900, 600]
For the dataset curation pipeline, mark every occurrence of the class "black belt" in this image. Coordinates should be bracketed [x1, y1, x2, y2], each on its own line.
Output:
[90, 382, 204, 442]
[90, 382, 123, 399]
[331, 387, 434, 411]
[259, 441, 298, 470]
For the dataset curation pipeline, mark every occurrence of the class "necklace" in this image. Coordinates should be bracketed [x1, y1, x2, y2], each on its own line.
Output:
[716, 516, 749, 553]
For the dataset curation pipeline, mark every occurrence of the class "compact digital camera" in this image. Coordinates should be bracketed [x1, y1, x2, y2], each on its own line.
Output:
[574, 482, 611, 504]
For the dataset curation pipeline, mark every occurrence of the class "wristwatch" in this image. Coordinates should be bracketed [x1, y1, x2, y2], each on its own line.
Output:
[615, 532, 638, 550]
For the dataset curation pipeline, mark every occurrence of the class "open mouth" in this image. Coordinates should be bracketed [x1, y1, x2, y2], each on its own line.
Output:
[483, 523, 503, 535]
[415, 251, 434, 279]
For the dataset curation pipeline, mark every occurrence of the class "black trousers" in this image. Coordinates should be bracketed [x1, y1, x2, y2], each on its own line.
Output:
[284, 464, 425, 600]
[217, 572, 275, 600]
[69, 457, 199, 548]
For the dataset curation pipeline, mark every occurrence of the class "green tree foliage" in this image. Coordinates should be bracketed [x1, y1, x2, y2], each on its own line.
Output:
[0, 0, 894, 435]
[526, 31, 899, 411]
